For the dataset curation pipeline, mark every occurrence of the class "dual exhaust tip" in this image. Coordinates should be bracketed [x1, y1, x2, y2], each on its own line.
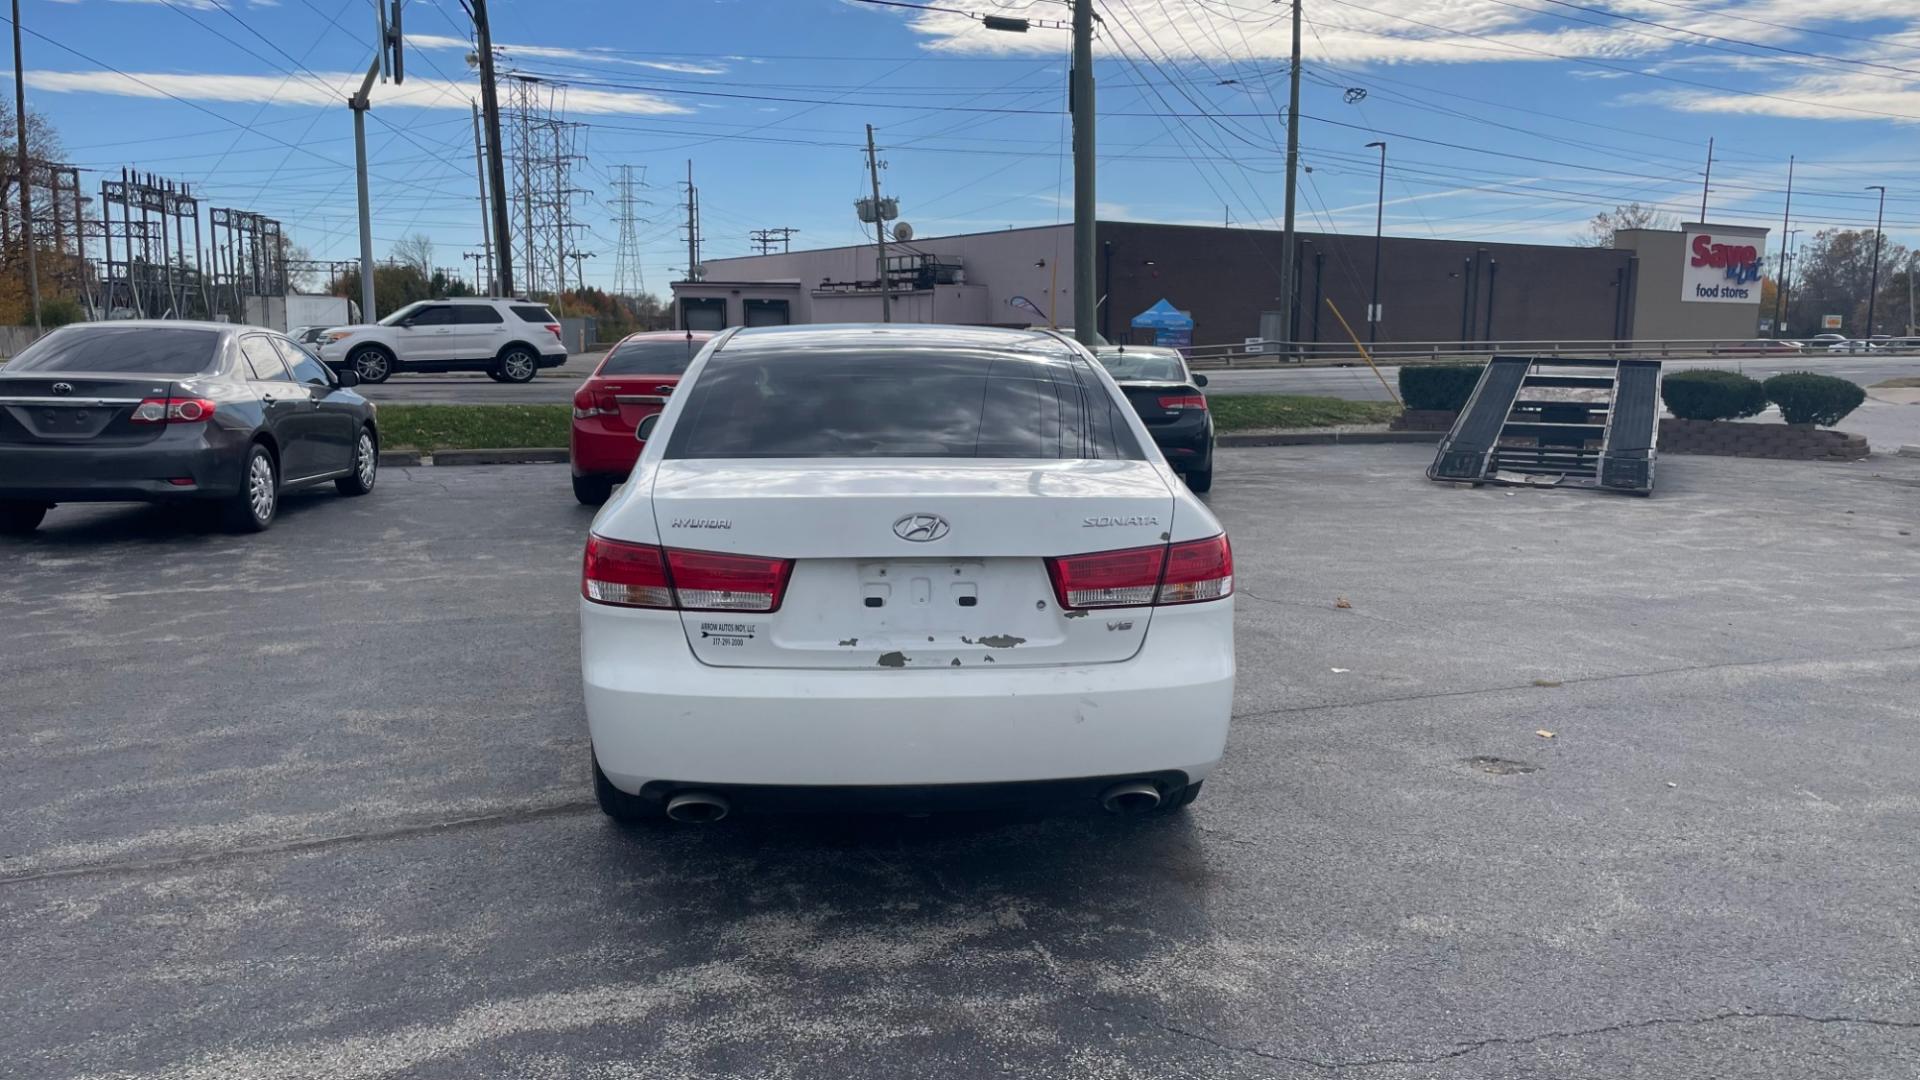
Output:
[663, 781, 1167, 822]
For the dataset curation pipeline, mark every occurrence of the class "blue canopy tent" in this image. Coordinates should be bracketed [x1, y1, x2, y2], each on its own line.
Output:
[1130, 299, 1194, 349]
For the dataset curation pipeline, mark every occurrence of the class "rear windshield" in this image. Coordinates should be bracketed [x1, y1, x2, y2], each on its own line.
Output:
[663, 348, 1144, 461]
[6, 326, 222, 374]
[511, 305, 556, 323]
[601, 338, 705, 376]
[1097, 352, 1186, 382]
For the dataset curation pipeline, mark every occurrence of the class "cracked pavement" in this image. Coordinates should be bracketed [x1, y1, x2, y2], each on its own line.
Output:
[4, 449, 1919, 1079]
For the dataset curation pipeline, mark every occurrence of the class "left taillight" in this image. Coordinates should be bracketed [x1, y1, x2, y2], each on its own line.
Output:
[571, 386, 618, 419]
[545, 323, 564, 340]
[582, 536, 793, 612]
[130, 397, 217, 424]
[1158, 394, 1207, 411]
[1045, 534, 1233, 610]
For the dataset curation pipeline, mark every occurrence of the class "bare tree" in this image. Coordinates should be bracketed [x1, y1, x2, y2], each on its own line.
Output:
[390, 233, 434, 278]
[1574, 203, 1679, 247]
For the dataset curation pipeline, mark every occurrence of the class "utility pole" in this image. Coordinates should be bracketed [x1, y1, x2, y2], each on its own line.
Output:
[1908, 251, 1916, 336]
[683, 159, 700, 282]
[348, 0, 402, 323]
[12, 0, 40, 330]
[865, 124, 891, 322]
[471, 101, 493, 294]
[519, 81, 536, 298]
[1278, 0, 1302, 354]
[1773, 155, 1792, 338]
[1366, 140, 1386, 344]
[611, 164, 649, 297]
[472, 0, 514, 296]
[1864, 184, 1887, 338]
[1699, 137, 1714, 220]
[1070, 0, 1095, 345]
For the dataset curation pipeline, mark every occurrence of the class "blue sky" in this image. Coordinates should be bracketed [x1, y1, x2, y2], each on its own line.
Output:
[15, 0, 1920, 294]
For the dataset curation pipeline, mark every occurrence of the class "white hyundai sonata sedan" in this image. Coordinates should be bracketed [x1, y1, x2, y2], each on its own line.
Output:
[579, 324, 1234, 823]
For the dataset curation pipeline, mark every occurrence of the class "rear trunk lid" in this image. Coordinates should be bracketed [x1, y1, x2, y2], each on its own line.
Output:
[650, 459, 1177, 670]
[0, 375, 175, 446]
[1116, 380, 1204, 428]
[588, 375, 677, 430]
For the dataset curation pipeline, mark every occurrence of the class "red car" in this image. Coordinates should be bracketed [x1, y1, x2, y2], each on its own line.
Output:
[570, 331, 713, 504]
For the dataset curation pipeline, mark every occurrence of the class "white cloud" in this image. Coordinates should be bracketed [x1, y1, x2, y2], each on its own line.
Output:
[23, 69, 690, 115]
[405, 33, 727, 75]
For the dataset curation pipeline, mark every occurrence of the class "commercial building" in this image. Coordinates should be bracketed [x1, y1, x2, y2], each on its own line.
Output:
[674, 220, 1767, 346]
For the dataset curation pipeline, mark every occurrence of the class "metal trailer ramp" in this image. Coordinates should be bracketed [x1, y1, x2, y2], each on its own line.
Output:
[1427, 355, 1661, 495]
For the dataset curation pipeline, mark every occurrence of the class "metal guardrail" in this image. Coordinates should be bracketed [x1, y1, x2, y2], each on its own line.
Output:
[1179, 338, 1919, 370]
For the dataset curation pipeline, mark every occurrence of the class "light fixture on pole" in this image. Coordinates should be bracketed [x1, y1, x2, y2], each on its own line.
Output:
[1366, 140, 1386, 344]
[1864, 185, 1887, 339]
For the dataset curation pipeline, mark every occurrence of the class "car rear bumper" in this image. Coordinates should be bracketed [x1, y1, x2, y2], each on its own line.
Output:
[581, 598, 1234, 793]
[570, 425, 639, 477]
[1146, 413, 1214, 467]
[0, 431, 242, 502]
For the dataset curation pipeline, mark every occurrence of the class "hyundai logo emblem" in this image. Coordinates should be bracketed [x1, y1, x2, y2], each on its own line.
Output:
[892, 513, 950, 542]
[50, 382, 73, 395]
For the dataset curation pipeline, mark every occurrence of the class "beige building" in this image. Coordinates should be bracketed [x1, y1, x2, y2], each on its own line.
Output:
[1614, 223, 1769, 342]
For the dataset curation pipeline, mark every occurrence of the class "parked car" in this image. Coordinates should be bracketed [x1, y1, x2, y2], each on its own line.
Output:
[1827, 338, 1882, 354]
[1809, 333, 1848, 345]
[0, 321, 378, 534]
[290, 325, 331, 349]
[315, 297, 568, 384]
[1094, 345, 1216, 492]
[570, 330, 713, 505]
[1727, 338, 1803, 354]
[580, 324, 1234, 823]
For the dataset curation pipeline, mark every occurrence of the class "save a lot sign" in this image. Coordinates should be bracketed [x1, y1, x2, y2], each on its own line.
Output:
[1681, 228, 1767, 304]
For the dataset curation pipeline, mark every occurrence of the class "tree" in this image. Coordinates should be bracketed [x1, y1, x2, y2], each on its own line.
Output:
[390, 233, 434, 278]
[1575, 202, 1679, 248]
[1785, 229, 1911, 337]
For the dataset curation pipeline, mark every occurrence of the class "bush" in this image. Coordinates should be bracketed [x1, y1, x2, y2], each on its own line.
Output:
[1399, 363, 1486, 412]
[1763, 372, 1865, 427]
[1660, 369, 1767, 421]
[35, 297, 84, 328]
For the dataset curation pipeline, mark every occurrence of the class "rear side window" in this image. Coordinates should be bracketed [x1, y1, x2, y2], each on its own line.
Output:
[240, 336, 292, 382]
[511, 305, 555, 323]
[600, 338, 704, 376]
[7, 327, 222, 374]
[408, 306, 456, 326]
[664, 348, 1143, 461]
[456, 306, 504, 324]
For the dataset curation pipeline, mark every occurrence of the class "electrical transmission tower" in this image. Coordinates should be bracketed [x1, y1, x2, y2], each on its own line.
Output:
[505, 76, 588, 306]
[611, 164, 651, 297]
[749, 227, 800, 255]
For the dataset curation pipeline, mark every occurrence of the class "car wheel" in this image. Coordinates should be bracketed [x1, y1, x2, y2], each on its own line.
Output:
[573, 474, 615, 506]
[222, 444, 278, 533]
[1185, 461, 1214, 493]
[0, 500, 48, 535]
[1161, 780, 1204, 811]
[350, 346, 393, 384]
[485, 370, 508, 383]
[498, 346, 539, 383]
[336, 426, 378, 496]
[593, 748, 663, 824]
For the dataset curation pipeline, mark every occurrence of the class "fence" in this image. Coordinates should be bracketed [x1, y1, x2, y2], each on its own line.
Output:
[1180, 338, 1919, 370]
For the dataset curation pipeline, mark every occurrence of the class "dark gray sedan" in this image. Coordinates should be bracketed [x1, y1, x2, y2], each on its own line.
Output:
[0, 321, 379, 533]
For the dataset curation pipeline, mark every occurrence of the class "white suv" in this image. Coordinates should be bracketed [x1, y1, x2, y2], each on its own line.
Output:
[316, 297, 569, 383]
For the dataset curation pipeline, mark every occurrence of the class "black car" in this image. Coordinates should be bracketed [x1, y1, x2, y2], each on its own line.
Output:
[0, 321, 380, 534]
[1094, 346, 1215, 492]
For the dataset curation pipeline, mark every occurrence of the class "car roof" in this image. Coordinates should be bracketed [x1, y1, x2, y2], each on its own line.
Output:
[719, 323, 1082, 357]
[616, 330, 714, 344]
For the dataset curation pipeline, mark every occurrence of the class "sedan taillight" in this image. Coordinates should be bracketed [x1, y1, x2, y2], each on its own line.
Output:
[1158, 394, 1207, 411]
[130, 397, 217, 424]
[571, 387, 618, 419]
[583, 536, 793, 612]
[1045, 535, 1233, 610]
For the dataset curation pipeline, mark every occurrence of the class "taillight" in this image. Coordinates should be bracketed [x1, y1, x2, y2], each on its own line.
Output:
[582, 536, 793, 612]
[665, 549, 792, 612]
[582, 536, 673, 608]
[571, 386, 618, 419]
[1046, 535, 1233, 610]
[1157, 534, 1233, 605]
[546, 323, 563, 339]
[130, 397, 217, 424]
[1158, 394, 1207, 411]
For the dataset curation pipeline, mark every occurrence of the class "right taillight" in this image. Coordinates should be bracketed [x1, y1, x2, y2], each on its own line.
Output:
[582, 536, 793, 612]
[1159, 394, 1207, 411]
[130, 397, 217, 424]
[1046, 535, 1232, 610]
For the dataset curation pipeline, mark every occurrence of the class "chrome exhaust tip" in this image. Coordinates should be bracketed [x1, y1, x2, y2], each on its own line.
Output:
[664, 791, 731, 823]
[1099, 781, 1162, 815]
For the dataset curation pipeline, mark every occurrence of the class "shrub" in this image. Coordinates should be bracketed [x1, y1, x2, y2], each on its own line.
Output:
[35, 297, 84, 328]
[1763, 372, 1865, 427]
[1660, 369, 1767, 421]
[1399, 363, 1486, 412]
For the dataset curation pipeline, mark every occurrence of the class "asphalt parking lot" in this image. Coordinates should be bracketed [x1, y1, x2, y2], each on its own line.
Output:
[5, 447, 1919, 1079]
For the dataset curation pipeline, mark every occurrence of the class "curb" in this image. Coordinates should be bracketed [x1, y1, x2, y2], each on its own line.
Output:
[431, 447, 572, 466]
[1218, 430, 1442, 447]
[378, 451, 423, 468]
[1901, 445, 1920, 459]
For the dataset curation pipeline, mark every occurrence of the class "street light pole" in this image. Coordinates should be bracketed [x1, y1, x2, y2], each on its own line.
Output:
[1277, 0, 1302, 353]
[1366, 140, 1386, 344]
[1773, 155, 1792, 338]
[1864, 185, 1887, 339]
[12, 0, 40, 331]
